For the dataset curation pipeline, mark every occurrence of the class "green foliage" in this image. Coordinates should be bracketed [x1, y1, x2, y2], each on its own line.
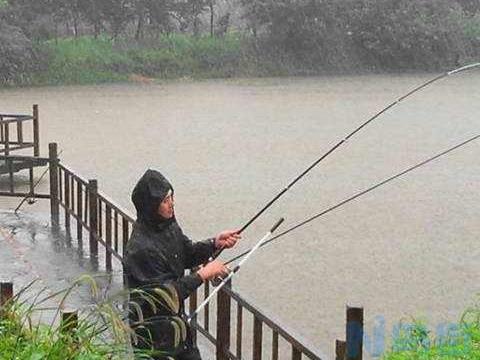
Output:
[382, 301, 480, 360]
[31, 33, 244, 84]
[0, 277, 132, 359]
[243, 0, 480, 72]
[0, 277, 184, 359]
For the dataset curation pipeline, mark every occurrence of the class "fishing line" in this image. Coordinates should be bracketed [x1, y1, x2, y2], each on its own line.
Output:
[211, 63, 480, 261]
[225, 133, 480, 265]
[14, 149, 64, 214]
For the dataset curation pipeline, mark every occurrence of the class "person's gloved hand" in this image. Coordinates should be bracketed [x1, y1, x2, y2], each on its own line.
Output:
[215, 230, 241, 249]
[197, 260, 229, 281]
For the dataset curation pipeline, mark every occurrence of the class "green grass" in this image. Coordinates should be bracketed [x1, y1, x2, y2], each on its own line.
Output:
[0, 277, 132, 359]
[382, 302, 480, 359]
[33, 33, 247, 85]
[0, 276, 183, 360]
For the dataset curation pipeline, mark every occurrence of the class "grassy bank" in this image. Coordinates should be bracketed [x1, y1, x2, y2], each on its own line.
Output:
[0, 278, 131, 359]
[11, 16, 480, 87]
[381, 303, 480, 360]
[0, 277, 190, 359]
[32, 34, 254, 85]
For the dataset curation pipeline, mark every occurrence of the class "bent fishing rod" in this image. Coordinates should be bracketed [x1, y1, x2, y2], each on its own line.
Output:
[224, 133, 480, 265]
[188, 218, 284, 323]
[210, 62, 480, 261]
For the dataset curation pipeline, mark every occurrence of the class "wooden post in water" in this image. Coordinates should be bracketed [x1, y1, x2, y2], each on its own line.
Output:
[0, 282, 13, 307]
[88, 179, 98, 268]
[33, 104, 39, 156]
[216, 280, 231, 360]
[346, 306, 363, 360]
[49, 143, 60, 229]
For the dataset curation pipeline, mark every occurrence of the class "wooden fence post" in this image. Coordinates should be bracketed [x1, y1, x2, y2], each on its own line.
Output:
[336, 339, 346, 360]
[88, 179, 98, 268]
[346, 306, 363, 360]
[33, 104, 39, 156]
[49, 143, 59, 229]
[64, 169, 71, 234]
[189, 281, 198, 345]
[33, 104, 40, 156]
[253, 315, 263, 360]
[76, 180, 83, 251]
[0, 282, 13, 307]
[216, 280, 231, 360]
[105, 205, 112, 272]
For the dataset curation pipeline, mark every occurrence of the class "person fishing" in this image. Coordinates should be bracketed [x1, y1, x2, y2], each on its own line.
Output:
[124, 169, 240, 360]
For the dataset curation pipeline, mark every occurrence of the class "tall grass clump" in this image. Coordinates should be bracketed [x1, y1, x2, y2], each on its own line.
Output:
[33, 33, 245, 85]
[34, 36, 130, 85]
[0, 276, 134, 359]
[382, 300, 480, 359]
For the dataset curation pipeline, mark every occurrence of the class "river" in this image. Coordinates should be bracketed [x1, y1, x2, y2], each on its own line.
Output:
[1, 73, 479, 358]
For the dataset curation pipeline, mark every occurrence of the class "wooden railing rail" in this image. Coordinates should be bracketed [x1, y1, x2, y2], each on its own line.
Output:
[55, 162, 133, 273]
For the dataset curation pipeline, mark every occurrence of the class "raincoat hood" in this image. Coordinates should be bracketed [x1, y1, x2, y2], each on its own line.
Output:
[132, 169, 174, 226]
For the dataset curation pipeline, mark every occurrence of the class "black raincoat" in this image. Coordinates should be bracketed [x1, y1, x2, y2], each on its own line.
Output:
[124, 169, 216, 359]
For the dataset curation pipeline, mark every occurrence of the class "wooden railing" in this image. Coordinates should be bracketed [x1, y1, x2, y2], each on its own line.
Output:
[188, 281, 327, 360]
[0, 105, 39, 156]
[49, 143, 132, 272]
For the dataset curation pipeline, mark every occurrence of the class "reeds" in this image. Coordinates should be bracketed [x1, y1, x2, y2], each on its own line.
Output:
[0, 276, 175, 359]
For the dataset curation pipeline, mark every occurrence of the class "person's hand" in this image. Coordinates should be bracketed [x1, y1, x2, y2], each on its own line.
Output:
[197, 260, 229, 281]
[215, 230, 241, 249]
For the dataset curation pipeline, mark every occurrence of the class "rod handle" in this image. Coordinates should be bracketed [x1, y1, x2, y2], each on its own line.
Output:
[270, 217, 284, 233]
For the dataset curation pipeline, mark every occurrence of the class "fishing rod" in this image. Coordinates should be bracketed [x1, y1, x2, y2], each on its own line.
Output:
[210, 62, 480, 261]
[224, 133, 480, 266]
[188, 218, 284, 323]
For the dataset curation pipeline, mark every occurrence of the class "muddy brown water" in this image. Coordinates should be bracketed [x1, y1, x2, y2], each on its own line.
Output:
[1, 73, 479, 358]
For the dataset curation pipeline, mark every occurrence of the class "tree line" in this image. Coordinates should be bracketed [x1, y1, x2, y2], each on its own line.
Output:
[0, 0, 231, 40]
[1, 0, 479, 85]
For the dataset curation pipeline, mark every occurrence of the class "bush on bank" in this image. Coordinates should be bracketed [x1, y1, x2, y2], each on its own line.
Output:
[381, 303, 480, 360]
[245, 0, 480, 73]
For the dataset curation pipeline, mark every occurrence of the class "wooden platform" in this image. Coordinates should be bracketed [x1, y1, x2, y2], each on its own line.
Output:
[0, 158, 49, 175]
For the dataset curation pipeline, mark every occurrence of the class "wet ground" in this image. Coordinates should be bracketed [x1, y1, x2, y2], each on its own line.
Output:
[0, 209, 120, 315]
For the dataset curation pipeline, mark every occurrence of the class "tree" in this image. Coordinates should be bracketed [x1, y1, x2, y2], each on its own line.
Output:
[173, 0, 208, 35]
[100, 0, 134, 39]
[0, 23, 37, 84]
[456, 0, 480, 16]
